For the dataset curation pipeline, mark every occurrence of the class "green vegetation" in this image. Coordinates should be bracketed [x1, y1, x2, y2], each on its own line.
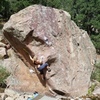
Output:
[0, 0, 100, 53]
[0, 66, 10, 92]
[91, 62, 100, 82]
[0, 66, 10, 84]
[0, 23, 3, 29]
[83, 94, 100, 100]
[69, 0, 100, 53]
[91, 34, 100, 54]
[88, 84, 96, 95]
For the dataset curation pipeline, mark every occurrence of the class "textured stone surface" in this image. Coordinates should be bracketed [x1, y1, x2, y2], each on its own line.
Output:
[1, 5, 96, 97]
[2, 89, 26, 100]
[93, 88, 100, 96]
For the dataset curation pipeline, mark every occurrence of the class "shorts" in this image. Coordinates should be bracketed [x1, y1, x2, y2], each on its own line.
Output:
[37, 63, 48, 74]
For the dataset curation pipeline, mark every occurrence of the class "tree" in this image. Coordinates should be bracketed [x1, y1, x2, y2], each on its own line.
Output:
[70, 0, 100, 53]
[6, 0, 32, 15]
[91, 34, 100, 54]
[70, 0, 100, 33]
[0, 0, 10, 19]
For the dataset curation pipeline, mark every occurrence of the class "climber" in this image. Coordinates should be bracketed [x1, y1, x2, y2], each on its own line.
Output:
[29, 55, 51, 80]
[4, 43, 11, 50]
[4, 43, 11, 59]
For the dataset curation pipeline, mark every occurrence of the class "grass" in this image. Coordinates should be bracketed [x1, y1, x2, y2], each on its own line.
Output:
[88, 84, 96, 95]
[0, 24, 3, 30]
[0, 67, 10, 83]
[91, 62, 100, 82]
[0, 66, 10, 85]
[0, 21, 5, 31]
[0, 87, 5, 92]
[0, 66, 10, 92]
[0, 23, 4, 30]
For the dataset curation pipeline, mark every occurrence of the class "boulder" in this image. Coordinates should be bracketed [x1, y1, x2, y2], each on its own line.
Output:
[1, 5, 96, 97]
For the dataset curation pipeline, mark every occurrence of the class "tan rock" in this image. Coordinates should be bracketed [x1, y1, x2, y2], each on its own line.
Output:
[1, 5, 96, 98]
[5, 97, 13, 100]
[93, 88, 100, 96]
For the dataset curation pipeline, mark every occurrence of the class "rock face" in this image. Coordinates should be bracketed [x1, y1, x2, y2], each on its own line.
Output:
[1, 5, 96, 97]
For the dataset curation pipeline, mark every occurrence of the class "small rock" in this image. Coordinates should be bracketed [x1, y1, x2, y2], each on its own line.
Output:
[5, 97, 13, 100]
[5, 89, 19, 97]
[93, 88, 100, 96]
[85, 98, 91, 100]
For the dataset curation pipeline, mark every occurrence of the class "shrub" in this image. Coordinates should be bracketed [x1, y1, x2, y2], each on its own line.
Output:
[88, 84, 96, 95]
[0, 22, 4, 29]
[91, 62, 100, 82]
[0, 66, 10, 84]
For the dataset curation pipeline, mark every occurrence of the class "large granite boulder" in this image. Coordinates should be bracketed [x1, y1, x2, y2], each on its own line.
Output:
[1, 5, 96, 97]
